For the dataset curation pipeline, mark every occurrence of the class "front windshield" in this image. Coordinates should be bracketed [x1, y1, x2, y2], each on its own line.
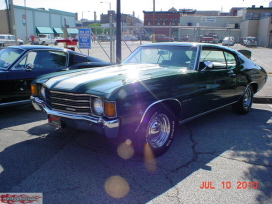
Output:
[0, 48, 24, 69]
[123, 45, 198, 70]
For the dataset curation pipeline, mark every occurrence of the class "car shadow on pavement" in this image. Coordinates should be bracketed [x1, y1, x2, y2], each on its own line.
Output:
[0, 106, 271, 203]
[0, 104, 47, 130]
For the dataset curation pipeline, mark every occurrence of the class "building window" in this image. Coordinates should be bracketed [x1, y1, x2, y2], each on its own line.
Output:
[163, 19, 165, 25]
[157, 19, 160, 25]
[147, 19, 150, 25]
[261, 12, 272, 18]
[171, 19, 175, 25]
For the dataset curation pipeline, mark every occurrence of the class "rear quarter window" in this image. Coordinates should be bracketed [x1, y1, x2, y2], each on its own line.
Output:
[69, 54, 90, 66]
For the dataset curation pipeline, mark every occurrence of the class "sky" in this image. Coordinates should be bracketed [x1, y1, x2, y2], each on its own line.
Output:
[1, 0, 271, 20]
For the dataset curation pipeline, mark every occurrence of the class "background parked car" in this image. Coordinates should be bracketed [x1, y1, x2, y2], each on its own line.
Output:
[0, 45, 111, 107]
[242, 36, 258, 47]
[222, 36, 235, 46]
[200, 33, 219, 44]
[0, 34, 24, 47]
[152, 34, 174, 42]
[96, 35, 110, 42]
[136, 34, 151, 41]
[30, 42, 267, 156]
[122, 35, 138, 41]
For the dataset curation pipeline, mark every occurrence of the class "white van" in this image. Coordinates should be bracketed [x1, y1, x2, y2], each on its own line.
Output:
[0, 34, 24, 47]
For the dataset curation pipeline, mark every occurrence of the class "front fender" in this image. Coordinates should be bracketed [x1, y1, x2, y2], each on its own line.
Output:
[134, 98, 182, 132]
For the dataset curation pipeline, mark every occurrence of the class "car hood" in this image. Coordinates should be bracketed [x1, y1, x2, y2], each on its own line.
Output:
[42, 63, 191, 96]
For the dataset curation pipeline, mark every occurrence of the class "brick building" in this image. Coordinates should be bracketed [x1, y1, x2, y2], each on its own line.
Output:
[143, 8, 196, 26]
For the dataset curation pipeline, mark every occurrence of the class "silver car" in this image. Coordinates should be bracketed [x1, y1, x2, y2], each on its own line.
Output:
[222, 36, 235, 46]
[242, 36, 257, 47]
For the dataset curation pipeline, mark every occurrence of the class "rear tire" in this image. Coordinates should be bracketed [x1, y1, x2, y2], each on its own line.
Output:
[134, 107, 176, 156]
[232, 86, 253, 114]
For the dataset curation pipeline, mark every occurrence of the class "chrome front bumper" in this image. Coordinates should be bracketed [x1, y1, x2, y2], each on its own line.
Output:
[30, 96, 120, 138]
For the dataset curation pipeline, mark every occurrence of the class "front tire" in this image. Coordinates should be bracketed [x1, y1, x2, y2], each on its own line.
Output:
[135, 107, 176, 156]
[232, 86, 253, 114]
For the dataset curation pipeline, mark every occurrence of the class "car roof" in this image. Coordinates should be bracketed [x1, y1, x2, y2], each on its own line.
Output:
[4, 45, 95, 57]
[140, 42, 238, 53]
[7, 45, 64, 50]
[140, 42, 220, 47]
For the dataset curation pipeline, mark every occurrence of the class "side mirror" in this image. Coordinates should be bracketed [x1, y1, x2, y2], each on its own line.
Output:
[26, 63, 34, 69]
[200, 61, 214, 71]
[238, 49, 252, 59]
[204, 61, 213, 69]
[25, 63, 34, 71]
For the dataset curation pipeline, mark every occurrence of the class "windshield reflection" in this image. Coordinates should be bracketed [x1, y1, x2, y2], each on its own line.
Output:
[0, 48, 24, 69]
[123, 45, 198, 70]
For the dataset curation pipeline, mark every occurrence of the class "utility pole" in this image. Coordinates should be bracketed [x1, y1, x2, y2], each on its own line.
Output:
[9, 0, 18, 44]
[116, 0, 121, 63]
[5, 0, 11, 34]
[153, 0, 155, 26]
[24, 0, 28, 43]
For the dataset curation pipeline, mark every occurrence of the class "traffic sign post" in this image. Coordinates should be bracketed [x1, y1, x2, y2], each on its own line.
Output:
[78, 28, 91, 49]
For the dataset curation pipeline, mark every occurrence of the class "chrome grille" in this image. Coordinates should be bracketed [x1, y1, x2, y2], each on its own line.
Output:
[45, 89, 91, 114]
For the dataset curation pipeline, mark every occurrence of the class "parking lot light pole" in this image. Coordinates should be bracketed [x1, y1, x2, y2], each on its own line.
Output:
[81, 11, 90, 27]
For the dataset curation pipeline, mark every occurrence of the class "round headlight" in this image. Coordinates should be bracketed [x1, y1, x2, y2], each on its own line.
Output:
[40, 86, 46, 98]
[93, 98, 103, 115]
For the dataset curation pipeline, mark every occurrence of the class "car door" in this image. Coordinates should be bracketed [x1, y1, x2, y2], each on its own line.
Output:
[194, 46, 238, 112]
[7, 50, 68, 101]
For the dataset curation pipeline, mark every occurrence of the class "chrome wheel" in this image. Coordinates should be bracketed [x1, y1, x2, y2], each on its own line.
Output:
[243, 88, 252, 109]
[232, 86, 253, 114]
[146, 113, 171, 149]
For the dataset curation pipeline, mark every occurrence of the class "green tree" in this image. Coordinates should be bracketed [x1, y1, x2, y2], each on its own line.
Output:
[88, 23, 104, 35]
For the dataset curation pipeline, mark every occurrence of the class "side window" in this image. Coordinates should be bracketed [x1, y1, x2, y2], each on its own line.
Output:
[127, 48, 170, 64]
[16, 52, 37, 69]
[224, 52, 237, 68]
[200, 48, 227, 69]
[16, 51, 67, 69]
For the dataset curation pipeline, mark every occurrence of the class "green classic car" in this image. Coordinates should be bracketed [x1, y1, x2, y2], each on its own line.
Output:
[30, 43, 267, 156]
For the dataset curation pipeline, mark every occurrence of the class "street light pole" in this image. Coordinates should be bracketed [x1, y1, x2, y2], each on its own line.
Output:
[82, 11, 90, 27]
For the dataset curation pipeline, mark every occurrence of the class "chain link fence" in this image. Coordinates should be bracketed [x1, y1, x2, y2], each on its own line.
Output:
[69, 25, 271, 73]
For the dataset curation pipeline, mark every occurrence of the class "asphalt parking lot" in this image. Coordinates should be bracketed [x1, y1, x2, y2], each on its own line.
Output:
[0, 42, 272, 203]
[0, 103, 271, 204]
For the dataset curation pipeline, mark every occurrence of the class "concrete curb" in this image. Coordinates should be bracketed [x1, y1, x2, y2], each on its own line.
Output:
[253, 97, 272, 104]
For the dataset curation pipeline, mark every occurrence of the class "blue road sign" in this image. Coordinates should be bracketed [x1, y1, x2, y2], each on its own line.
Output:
[78, 28, 91, 49]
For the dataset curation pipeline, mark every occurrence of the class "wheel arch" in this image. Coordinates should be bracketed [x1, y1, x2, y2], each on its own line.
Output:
[135, 98, 181, 133]
[249, 82, 258, 94]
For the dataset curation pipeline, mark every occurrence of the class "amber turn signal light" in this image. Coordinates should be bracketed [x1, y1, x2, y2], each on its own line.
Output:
[31, 84, 38, 95]
[104, 101, 116, 117]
